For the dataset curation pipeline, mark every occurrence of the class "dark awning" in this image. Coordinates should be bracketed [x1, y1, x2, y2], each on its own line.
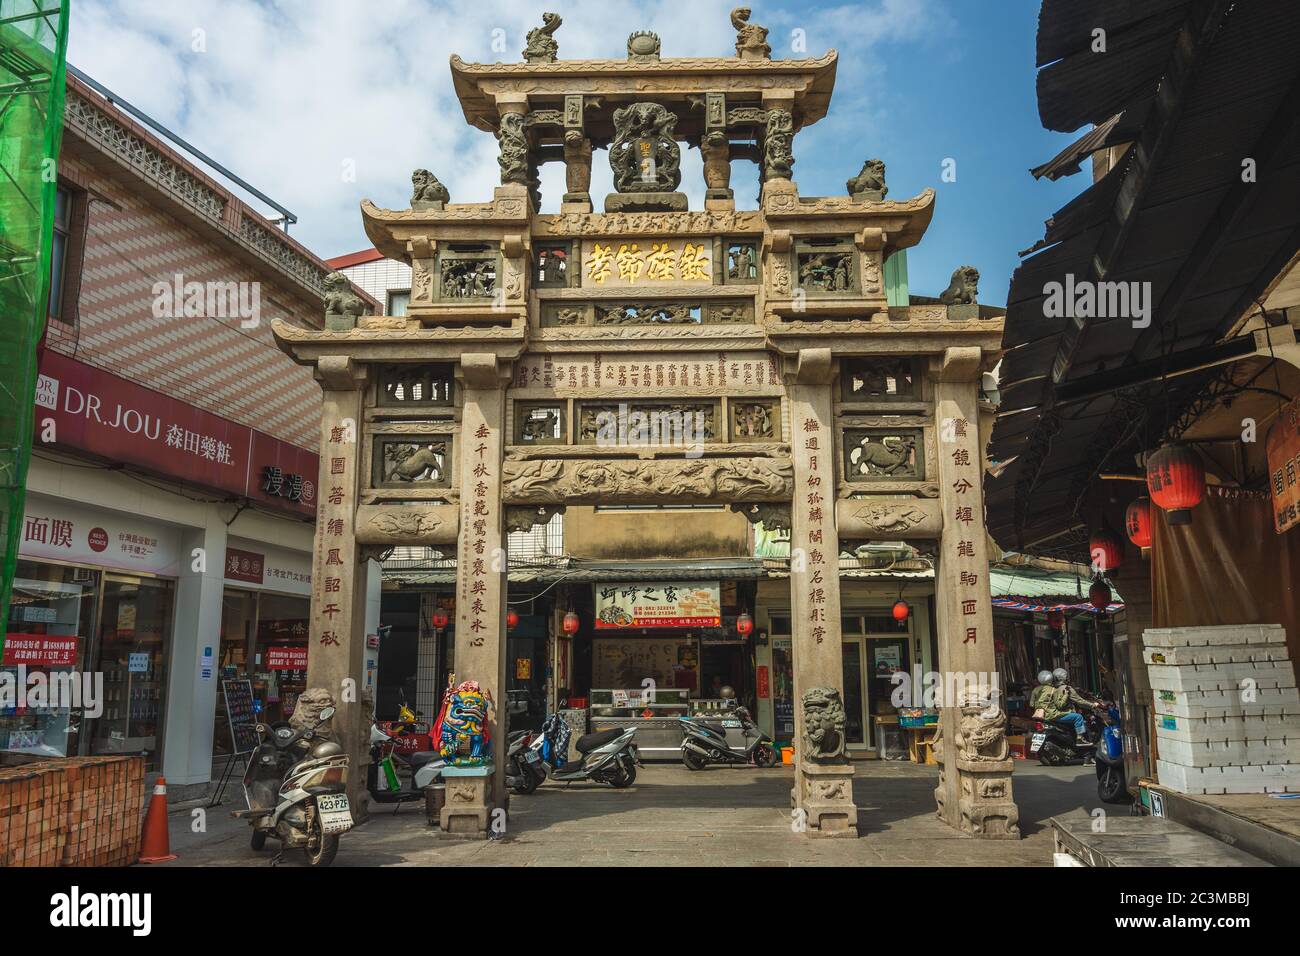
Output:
[988, 0, 1300, 557]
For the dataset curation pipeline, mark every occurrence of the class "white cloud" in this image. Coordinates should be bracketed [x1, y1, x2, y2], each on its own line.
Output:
[70, 0, 953, 259]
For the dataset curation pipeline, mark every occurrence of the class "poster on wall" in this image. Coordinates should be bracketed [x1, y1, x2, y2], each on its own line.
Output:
[593, 581, 720, 629]
[592, 637, 698, 691]
[1267, 395, 1300, 534]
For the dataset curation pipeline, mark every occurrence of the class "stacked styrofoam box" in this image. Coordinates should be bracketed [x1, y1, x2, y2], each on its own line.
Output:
[1144, 624, 1300, 794]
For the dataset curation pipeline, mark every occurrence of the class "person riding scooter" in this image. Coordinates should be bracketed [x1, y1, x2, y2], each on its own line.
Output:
[1030, 668, 1095, 742]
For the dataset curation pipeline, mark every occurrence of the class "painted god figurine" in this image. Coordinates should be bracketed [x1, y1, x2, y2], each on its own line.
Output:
[436, 680, 493, 767]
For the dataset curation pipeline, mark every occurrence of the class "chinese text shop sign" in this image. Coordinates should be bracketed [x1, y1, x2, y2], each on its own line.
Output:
[594, 582, 721, 629]
[1267, 395, 1300, 534]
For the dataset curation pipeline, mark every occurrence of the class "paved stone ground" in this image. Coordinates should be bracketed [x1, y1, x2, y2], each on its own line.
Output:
[162, 760, 1105, 867]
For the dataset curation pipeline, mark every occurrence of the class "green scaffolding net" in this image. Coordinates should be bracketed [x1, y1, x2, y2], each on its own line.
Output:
[0, 0, 68, 657]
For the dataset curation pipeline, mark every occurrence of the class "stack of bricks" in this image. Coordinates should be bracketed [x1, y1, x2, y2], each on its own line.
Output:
[0, 756, 146, 867]
[1144, 624, 1300, 794]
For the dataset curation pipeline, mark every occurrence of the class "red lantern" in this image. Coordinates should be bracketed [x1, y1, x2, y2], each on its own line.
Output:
[1088, 578, 1112, 611]
[430, 608, 449, 630]
[506, 609, 520, 630]
[1088, 527, 1124, 573]
[1125, 497, 1153, 548]
[562, 610, 580, 635]
[1146, 445, 1204, 526]
[736, 611, 754, 637]
[892, 600, 910, 623]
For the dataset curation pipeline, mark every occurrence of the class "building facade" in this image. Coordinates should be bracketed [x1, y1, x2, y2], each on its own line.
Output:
[2, 72, 378, 797]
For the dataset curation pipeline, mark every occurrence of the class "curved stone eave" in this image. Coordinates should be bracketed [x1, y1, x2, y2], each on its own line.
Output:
[764, 187, 937, 253]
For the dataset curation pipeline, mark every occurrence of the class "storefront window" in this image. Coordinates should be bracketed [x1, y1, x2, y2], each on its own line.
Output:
[90, 576, 175, 770]
[212, 589, 258, 756]
[2, 561, 99, 757]
[251, 592, 310, 725]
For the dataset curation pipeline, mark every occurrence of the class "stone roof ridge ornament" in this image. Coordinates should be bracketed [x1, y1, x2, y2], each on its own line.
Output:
[410, 168, 450, 210]
[731, 7, 772, 61]
[627, 30, 661, 61]
[847, 158, 887, 201]
[523, 12, 562, 64]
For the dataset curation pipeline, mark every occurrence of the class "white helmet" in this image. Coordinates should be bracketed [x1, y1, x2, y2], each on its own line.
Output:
[1052, 668, 1068, 684]
[1037, 670, 1053, 685]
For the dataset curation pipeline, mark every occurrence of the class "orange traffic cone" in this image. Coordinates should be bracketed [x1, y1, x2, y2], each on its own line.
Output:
[138, 776, 178, 863]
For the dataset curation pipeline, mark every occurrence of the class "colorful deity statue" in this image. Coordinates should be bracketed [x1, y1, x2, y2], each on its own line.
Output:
[435, 679, 493, 766]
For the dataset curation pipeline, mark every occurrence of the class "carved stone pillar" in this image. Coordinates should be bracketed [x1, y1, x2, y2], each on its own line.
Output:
[562, 136, 593, 214]
[496, 98, 530, 190]
[448, 353, 510, 833]
[788, 348, 858, 837]
[304, 356, 370, 817]
[702, 133, 733, 210]
[931, 347, 1019, 839]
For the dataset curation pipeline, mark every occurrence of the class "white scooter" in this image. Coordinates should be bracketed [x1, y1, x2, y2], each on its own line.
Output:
[233, 705, 352, 866]
[530, 725, 640, 788]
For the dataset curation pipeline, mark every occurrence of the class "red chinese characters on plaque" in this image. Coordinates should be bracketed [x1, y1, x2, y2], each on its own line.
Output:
[1267, 396, 1300, 534]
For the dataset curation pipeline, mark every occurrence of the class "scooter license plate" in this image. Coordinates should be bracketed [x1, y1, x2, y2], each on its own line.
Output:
[1030, 733, 1046, 753]
[316, 793, 353, 834]
[524, 750, 541, 765]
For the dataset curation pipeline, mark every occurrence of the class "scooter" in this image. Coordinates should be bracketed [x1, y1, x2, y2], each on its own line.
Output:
[1029, 704, 1102, 766]
[505, 729, 545, 795]
[1094, 699, 1130, 803]
[233, 705, 352, 866]
[368, 721, 445, 805]
[530, 725, 640, 788]
[679, 706, 778, 769]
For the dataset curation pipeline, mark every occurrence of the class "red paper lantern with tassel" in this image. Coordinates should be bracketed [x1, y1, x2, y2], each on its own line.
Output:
[1146, 445, 1205, 525]
[1125, 497, 1153, 548]
[1089, 527, 1125, 573]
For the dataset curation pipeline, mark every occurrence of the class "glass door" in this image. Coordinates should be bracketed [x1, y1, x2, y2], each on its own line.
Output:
[865, 636, 910, 744]
[841, 639, 868, 748]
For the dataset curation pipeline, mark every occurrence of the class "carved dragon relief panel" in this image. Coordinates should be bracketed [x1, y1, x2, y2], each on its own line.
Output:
[501, 455, 794, 504]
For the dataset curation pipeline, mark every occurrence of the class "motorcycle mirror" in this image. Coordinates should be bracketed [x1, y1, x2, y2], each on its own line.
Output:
[318, 706, 336, 722]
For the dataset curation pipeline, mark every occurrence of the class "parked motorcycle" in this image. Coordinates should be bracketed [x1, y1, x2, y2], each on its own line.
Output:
[1094, 699, 1129, 803]
[233, 704, 352, 866]
[679, 706, 778, 769]
[368, 720, 445, 805]
[505, 729, 545, 795]
[530, 725, 640, 787]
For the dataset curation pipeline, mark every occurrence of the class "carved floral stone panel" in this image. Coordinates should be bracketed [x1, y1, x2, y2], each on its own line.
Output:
[511, 351, 782, 393]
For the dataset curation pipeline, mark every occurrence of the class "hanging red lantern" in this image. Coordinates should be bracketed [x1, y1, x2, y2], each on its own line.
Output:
[430, 608, 449, 630]
[892, 600, 910, 623]
[1146, 445, 1204, 525]
[735, 611, 754, 637]
[1088, 527, 1125, 573]
[506, 609, 520, 630]
[1047, 609, 1066, 630]
[1088, 578, 1112, 611]
[562, 610, 580, 635]
[1125, 497, 1153, 548]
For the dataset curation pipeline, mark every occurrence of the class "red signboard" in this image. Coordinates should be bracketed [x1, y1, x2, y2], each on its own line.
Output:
[756, 664, 770, 700]
[33, 350, 316, 516]
[1267, 396, 1300, 534]
[265, 645, 309, 670]
[2, 634, 81, 667]
[225, 547, 265, 584]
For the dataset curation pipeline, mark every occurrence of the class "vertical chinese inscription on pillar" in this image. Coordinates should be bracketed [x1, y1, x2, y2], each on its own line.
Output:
[946, 415, 983, 655]
[461, 420, 494, 649]
[801, 416, 831, 644]
[316, 421, 354, 652]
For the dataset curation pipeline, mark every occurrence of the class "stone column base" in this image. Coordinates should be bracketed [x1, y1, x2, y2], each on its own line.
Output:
[439, 764, 495, 837]
[797, 762, 858, 838]
[561, 193, 592, 214]
[936, 758, 1020, 840]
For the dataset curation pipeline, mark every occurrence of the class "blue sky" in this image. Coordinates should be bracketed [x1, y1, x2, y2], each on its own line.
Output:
[69, 0, 1086, 302]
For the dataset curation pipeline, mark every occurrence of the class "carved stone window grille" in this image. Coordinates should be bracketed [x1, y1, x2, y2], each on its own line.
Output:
[372, 436, 453, 489]
[841, 358, 918, 402]
[514, 402, 566, 445]
[843, 428, 923, 480]
[377, 364, 454, 406]
[436, 243, 499, 301]
[795, 238, 857, 296]
[724, 240, 759, 284]
[576, 401, 718, 445]
[730, 401, 780, 441]
[535, 243, 572, 288]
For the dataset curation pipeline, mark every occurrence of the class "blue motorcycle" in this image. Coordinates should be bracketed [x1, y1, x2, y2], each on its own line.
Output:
[1094, 699, 1129, 804]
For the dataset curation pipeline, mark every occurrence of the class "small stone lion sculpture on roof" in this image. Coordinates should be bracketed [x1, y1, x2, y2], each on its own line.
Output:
[410, 168, 450, 209]
[322, 271, 369, 331]
[939, 265, 980, 306]
[847, 158, 888, 199]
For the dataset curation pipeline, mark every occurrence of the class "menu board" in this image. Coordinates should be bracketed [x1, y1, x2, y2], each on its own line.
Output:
[221, 679, 259, 754]
[594, 581, 721, 629]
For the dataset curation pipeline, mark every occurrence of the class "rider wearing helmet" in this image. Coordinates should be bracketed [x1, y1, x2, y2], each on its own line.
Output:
[1030, 668, 1092, 740]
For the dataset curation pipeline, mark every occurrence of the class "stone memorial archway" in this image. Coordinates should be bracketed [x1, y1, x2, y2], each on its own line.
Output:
[274, 10, 1018, 839]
